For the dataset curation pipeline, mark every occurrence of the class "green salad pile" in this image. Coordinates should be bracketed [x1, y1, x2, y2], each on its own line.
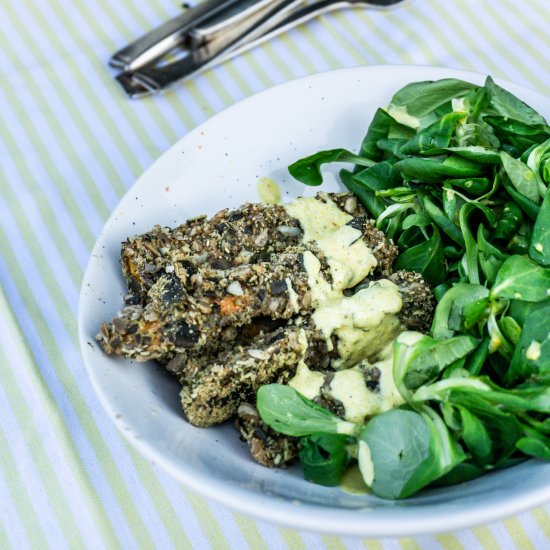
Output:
[257, 77, 550, 499]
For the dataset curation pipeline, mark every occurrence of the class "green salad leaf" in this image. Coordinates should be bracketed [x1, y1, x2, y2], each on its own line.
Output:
[501, 152, 540, 204]
[485, 76, 548, 126]
[393, 332, 479, 391]
[431, 283, 490, 339]
[360, 408, 465, 499]
[506, 303, 550, 384]
[288, 149, 375, 186]
[256, 384, 355, 437]
[491, 255, 550, 301]
[299, 433, 351, 486]
[529, 186, 550, 266]
[394, 226, 446, 286]
[394, 155, 486, 182]
[387, 78, 477, 128]
[276, 76, 550, 500]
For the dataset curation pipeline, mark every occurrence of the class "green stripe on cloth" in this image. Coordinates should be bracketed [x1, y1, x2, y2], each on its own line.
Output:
[16, 0, 169, 166]
[471, 526, 506, 550]
[0, 419, 51, 549]
[0, 102, 85, 286]
[397, 539, 422, 550]
[1, 1, 138, 207]
[183, 493, 232, 549]
[231, 513, 270, 550]
[317, 16, 368, 65]
[392, 7, 478, 70]
[119, 440, 195, 550]
[0, 77, 98, 251]
[0, 287, 118, 548]
[363, 541, 383, 550]
[239, 53, 278, 88]
[0, 516, 12, 550]
[349, 12, 417, 65]
[0, 229, 158, 547]
[279, 527, 308, 550]
[254, 42, 296, 81]
[436, 534, 464, 549]
[432, 1, 549, 93]
[503, 517, 536, 549]
[53, 0, 182, 144]
[532, 507, 550, 540]
[277, 33, 319, 74]
[298, 24, 344, 69]
[321, 536, 347, 550]
[479, 5, 550, 92]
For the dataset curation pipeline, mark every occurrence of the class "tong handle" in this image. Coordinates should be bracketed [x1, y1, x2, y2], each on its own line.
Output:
[109, 0, 242, 71]
[227, 0, 354, 57]
[120, 0, 304, 96]
[215, 0, 410, 64]
[117, 0, 409, 97]
[189, 0, 283, 47]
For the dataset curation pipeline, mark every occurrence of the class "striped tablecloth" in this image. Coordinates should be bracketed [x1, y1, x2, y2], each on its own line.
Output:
[1, 0, 550, 548]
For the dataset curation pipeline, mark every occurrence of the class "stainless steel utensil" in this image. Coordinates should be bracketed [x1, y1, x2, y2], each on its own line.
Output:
[110, 0, 275, 71]
[188, 0, 286, 47]
[117, 0, 306, 97]
[114, 0, 407, 97]
[227, 0, 409, 58]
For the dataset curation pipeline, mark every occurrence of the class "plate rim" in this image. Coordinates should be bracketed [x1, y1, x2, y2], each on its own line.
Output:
[78, 64, 550, 537]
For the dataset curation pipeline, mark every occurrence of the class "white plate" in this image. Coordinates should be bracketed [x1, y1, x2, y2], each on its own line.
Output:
[78, 65, 550, 537]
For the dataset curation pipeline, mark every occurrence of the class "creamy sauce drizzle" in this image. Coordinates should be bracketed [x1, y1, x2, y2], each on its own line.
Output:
[526, 340, 542, 361]
[316, 225, 377, 291]
[340, 464, 370, 495]
[357, 440, 375, 487]
[256, 177, 282, 204]
[332, 344, 404, 421]
[288, 342, 404, 424]
[284, 195, 351, 242]
[289, 361, 324, 399]
[284, 193, 405, 425]
[301, 250, 334, 306]
[313, 280, 402, 369]
[365, 344, 405, 412]
[329, 368, 377, 423]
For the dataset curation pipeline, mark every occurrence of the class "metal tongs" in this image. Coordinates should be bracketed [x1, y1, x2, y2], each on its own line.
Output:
[110, 0, 406, 98]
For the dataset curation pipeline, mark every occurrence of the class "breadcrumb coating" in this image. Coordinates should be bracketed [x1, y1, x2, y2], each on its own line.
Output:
[96, 193, 436, 470]
[120, 192, 368, 305]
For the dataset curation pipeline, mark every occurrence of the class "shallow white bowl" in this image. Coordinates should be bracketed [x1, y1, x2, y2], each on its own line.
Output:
[78, 65, 550, 537]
